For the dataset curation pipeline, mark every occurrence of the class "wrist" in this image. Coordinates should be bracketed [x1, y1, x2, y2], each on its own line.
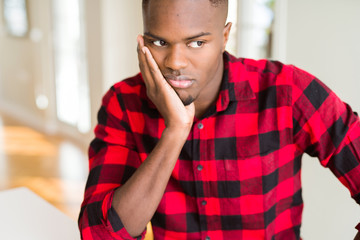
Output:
[162, 125, 191, 141]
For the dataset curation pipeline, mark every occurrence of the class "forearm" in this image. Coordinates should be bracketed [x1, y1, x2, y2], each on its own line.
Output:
[112, 127, 190, 237]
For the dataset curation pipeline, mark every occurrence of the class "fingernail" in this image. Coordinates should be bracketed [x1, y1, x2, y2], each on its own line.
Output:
[142, 47, 146, 55]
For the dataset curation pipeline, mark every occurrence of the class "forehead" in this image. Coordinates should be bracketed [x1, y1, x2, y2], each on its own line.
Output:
[143, 0, 225, 37]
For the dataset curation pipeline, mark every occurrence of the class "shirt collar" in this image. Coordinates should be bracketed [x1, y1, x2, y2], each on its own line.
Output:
[215, 52, 256, 112]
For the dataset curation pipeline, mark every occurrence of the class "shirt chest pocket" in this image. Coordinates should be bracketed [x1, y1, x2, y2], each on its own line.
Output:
[214, 133, 285, 182]
[214, 134, 275, 161]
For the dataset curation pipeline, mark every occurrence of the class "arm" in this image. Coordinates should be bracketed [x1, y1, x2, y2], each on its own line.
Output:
[79, 36, 194, 239]
[111, 36, 195, 237]
[291, 66, 360, 237]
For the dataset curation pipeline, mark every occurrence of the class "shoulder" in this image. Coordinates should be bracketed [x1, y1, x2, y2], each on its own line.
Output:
[112, 73, 146, 96]
[226, 53, 288, 74]
[225, 52, 295, 87]
[107, 73, 148, 102]
[100, 73, 149, 110]
[226, 53, 320, 92]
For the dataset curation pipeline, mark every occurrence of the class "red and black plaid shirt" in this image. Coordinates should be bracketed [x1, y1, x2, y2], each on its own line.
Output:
[79, 52, 360, 240]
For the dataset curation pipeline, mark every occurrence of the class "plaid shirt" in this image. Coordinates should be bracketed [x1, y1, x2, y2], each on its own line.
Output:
[79, 52, 360, 240]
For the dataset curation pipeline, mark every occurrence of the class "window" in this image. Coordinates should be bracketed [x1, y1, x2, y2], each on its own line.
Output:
[3, 0, 29, 37]
[52, 0, 91, 133]
[231, 0, 276, 59]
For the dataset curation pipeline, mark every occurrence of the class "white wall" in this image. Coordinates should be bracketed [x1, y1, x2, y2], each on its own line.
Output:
[101, 0, 143, 92]
[85, 0, 105, 139]
[285, 1, 360, 239]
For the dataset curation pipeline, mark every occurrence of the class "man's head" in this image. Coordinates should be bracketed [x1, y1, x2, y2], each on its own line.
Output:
[141, 0, 231, 108]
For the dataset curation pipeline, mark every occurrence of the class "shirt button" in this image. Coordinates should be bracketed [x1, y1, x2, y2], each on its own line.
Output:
[201, 200, 207, 206]
[197, 123, 204, 129]
[205, 237, 211, 240]
[197, 164, 203, 171]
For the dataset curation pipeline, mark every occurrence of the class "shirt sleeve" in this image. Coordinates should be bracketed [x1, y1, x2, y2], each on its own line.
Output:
[78, 87, 147, 240]
[291, 66, 360, 226]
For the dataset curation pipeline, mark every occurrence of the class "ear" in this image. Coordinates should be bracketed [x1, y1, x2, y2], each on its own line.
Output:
[222, 22, 232, 52]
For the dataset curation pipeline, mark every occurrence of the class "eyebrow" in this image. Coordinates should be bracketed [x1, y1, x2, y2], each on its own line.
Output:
[144, 32, 212, 41]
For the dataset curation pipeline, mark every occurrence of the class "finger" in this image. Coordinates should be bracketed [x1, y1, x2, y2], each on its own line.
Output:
[137, 35, 154, 88]
[137, 35, 148, 72]
[137, 34, 145, 51]
[143, 46, 168, 89]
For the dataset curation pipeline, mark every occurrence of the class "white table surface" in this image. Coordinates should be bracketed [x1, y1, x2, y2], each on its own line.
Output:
[0, 187, 80, 240]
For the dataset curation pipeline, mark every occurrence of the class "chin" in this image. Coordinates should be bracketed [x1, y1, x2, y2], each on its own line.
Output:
[181, 96, 195, 106]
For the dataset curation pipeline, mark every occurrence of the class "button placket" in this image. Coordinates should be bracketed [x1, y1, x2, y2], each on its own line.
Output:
[194, 120, 208, 233]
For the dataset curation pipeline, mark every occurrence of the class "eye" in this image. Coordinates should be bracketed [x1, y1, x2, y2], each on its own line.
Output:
[153, 40, 167, 47]
[188, 41, 205, 48]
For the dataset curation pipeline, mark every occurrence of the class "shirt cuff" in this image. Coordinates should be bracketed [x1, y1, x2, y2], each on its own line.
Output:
[103, 191, 147, 240]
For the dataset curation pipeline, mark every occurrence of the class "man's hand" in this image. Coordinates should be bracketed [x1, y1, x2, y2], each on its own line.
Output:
[137, 35, 195, 132]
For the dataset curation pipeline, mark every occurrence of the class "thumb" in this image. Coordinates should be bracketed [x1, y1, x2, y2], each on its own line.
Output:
[185, 102, 195, 117]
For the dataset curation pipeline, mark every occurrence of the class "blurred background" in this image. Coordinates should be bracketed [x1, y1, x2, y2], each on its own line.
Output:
[0, 0, 359, 239]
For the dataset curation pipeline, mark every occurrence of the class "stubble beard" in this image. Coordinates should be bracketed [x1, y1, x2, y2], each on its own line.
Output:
[182, 96, 195, 106]
[177, 92, 195, 106]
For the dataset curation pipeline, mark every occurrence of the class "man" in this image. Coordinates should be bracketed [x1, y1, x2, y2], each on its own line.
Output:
[78, 0, 360, 239]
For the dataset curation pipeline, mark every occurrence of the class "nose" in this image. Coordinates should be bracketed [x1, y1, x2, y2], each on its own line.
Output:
[164, 44, 188, 71]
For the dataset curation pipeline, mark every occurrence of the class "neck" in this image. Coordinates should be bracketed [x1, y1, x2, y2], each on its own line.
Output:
[194, 56, 224, 119]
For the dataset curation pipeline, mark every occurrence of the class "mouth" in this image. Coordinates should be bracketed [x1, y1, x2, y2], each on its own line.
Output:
[164, 75, 194, 89]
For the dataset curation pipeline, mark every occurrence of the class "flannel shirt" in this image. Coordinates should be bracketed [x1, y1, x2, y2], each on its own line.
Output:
[79, 52, 360, 240]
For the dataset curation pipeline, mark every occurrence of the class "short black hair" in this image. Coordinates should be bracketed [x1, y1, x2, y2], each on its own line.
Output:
[142, 0, 228, 8]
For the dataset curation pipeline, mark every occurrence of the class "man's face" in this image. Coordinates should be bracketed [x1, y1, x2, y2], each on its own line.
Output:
[142, 0, 231, 106]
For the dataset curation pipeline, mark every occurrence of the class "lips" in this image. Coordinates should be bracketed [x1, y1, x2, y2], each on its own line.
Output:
[164, 75, 194, 89]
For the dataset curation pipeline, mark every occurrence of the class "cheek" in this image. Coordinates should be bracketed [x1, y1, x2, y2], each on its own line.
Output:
[147, 48, 166, 69]
[193, 49, 222, 74]
[193, 39, 223, 66]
